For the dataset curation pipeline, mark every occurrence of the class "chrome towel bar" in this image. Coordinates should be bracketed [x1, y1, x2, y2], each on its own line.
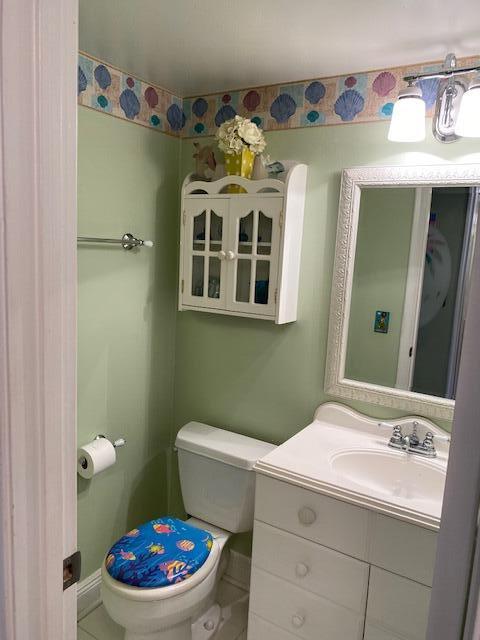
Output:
[77, 232, 153, 250]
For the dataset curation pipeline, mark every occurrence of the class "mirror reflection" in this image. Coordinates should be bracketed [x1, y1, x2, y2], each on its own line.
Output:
[345, 185, 479, 400]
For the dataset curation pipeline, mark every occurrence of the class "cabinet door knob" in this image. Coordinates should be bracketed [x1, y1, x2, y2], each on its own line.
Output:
[291, 614, 305, 628]
[226, 250, 236, 261]
[295, 563, 309, 578]
[298, 506, 317, 525]
[218, 250, 226, 260]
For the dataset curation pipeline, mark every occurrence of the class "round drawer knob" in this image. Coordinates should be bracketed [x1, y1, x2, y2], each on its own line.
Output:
[298, 506, 317, 525]
[292, 614, 305, 629]
[295, 562, 309, 578]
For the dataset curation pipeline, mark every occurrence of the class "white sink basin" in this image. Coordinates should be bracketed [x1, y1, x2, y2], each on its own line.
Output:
[255, 403, 450, 529]
[330, 449, 446, 505]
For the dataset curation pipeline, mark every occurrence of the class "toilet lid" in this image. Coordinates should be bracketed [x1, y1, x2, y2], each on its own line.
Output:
[105, 517, 213, 588]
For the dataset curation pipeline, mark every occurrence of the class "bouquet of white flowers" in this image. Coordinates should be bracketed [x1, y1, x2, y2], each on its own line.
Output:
[216, 115, 266, 155]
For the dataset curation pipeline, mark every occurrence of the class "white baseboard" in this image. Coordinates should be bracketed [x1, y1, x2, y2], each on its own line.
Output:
[224, 550, 251, 591]
[77, 569, 102, 621]
[76, 551, 251, 620]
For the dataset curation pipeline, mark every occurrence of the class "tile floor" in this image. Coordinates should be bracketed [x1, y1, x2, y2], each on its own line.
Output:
[77, 579, 248, 640]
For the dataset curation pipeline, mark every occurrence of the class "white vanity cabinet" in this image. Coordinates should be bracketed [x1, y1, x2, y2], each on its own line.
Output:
[248, 474, 436, 640]
[178, 164, 307, 323]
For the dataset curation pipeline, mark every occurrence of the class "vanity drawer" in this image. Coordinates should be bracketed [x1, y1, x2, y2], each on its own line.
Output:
[368, 513, 437, 586]
[252, 520, 369, 612]
[249, 567, 365, 640]
[255, 474, 370, 559]
[363, 623, 405, 640]
[366, 567, 431, 640]
[248, 614, 298, 640]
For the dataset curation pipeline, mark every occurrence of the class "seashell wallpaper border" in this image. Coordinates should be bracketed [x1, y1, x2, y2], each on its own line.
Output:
[77, 52, 184, 137]
[78, 52, 480, 138]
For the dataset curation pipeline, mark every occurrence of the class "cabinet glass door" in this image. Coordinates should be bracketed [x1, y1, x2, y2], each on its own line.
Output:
[226, 197, 282, 316]
[182, 199, 228, 309]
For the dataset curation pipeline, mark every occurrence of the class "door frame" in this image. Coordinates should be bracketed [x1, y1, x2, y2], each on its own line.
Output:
[395, 187, 432, 390]
[0, 1, 78, 639]
[426, 184, 480, 639]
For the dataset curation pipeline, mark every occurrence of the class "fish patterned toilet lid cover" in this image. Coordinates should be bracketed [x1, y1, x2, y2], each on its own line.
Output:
[105, 517, 213, 588]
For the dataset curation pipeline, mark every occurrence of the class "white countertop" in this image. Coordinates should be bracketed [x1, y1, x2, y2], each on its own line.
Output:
[255, 403, 449, 530]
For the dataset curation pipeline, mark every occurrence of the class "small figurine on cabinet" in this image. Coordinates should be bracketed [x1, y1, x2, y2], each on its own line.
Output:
[193, 143, 217, 181]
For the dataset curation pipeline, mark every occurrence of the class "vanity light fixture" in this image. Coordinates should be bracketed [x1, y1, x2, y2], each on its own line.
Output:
[388, 53, 480, 143]
[388, 85, 426, 142]
[455, 79, 480, 137]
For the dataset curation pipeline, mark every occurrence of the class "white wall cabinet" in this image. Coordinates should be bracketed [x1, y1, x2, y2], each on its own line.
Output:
[179, 164, 307, 323]
[248, 474, 436, 640]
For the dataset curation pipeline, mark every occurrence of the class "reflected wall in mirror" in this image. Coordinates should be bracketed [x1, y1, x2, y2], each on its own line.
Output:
[346, 185, 478, 400]
[325, 165, 480, 420]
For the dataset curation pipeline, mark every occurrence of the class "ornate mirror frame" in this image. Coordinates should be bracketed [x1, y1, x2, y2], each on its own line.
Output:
[325, 164, 480, 421]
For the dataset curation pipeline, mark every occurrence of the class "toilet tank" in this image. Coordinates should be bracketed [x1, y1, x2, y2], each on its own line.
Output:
[175, 422, 276, 533]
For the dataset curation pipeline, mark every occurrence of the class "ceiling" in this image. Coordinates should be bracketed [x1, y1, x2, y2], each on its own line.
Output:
[79, 0, 480, 97]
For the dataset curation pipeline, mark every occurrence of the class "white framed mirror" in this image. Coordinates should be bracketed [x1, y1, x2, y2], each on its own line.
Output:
[325, 164, 480, 420]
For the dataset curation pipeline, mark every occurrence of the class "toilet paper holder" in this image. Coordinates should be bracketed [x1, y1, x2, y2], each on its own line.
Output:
[95, 434, 127, 448]
[77, 434, 126, 477]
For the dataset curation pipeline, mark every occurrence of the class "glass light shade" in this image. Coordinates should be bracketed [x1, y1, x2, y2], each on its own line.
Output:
[388, 90, 426, 142]
[455, 86, 480, 137]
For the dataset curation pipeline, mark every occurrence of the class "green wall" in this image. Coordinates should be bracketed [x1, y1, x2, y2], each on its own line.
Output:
[78, 106, 480, 569]
[346, 187, 416, 387]
[77, 107, 180, 577]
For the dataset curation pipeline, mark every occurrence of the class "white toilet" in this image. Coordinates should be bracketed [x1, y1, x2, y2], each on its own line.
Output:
[101, 421, 275, 640]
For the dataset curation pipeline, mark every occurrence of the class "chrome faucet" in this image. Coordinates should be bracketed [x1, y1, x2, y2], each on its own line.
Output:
[378, 422, 450, 458]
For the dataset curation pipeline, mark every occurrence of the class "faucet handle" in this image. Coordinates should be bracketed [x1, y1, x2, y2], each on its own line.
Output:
[422, 431, 435, 452]
[424, 431, 450, 444]
[390, 425, 404, 445]
[378, 422, 403, 445]
[422, 431, 451, 456]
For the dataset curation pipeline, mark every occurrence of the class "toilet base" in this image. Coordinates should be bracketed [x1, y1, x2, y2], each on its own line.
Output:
[123, 602, 224, 640]
[125, 619, 191, 640]
[191, 603, 221, 640]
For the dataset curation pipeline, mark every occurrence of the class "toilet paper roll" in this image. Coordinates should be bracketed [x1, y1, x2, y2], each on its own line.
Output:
[77, 437, 116, 479]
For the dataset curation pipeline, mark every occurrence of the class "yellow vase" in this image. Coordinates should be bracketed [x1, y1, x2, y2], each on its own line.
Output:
[224, 148, 255, 193]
